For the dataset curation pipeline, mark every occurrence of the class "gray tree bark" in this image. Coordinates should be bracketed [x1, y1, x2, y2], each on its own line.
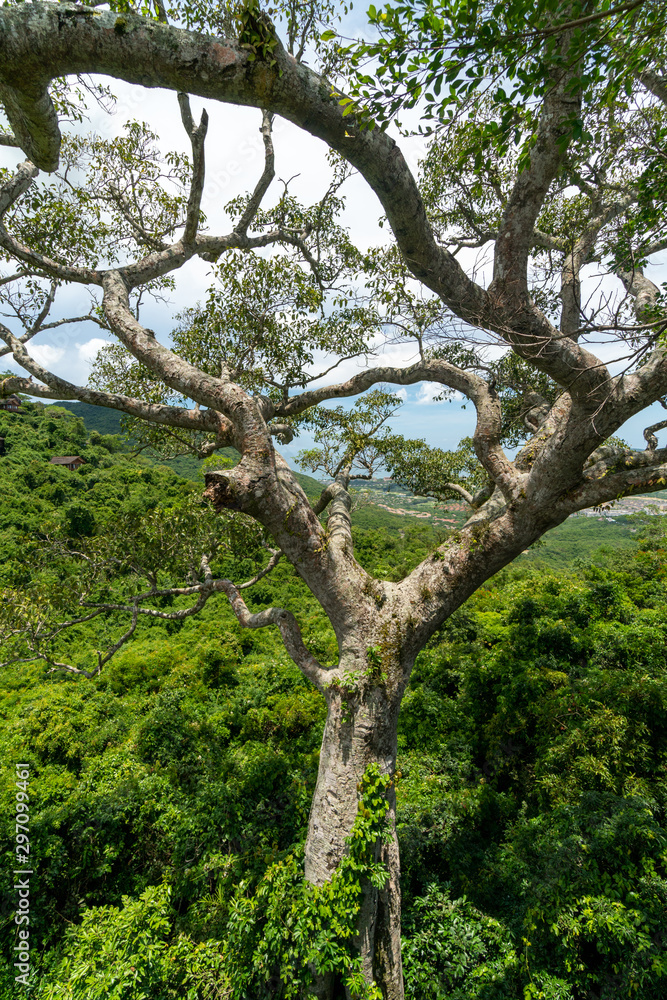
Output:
[306, 678, 403, 999]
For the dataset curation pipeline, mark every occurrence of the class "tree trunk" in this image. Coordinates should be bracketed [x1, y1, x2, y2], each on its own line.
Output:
[305, 674, 404, 1000]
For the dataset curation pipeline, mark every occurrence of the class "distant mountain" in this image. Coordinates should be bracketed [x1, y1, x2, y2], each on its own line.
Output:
[47, 401, 124, 435]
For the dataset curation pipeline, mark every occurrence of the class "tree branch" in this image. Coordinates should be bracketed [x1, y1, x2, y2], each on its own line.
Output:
[0, 331, 233, 439]
[492, 44, 581, 294]
[234, 110, 274, 237]
[442, 482, 474, 506]
[101, 269, 269, 441]
[0, 159, 38, 215]
[639, 69, 667, 106]
[177, 92, 208, 245]
[237, 548, 282, 589]
[313, 481, 339, 515]
[0, 77, 60, 171]
[216, 576, 329, 692]
[0, 158, 320, 301]
[267, 421, 294, 443]
[28, 278, 57, 332]
[0, 162, 101, 284]
[644, 419, 667, 451]
[0, 5, 487, 324]
[560, 454, 667, 513]
[617, 266, 660, 321]
[276, 358, 522, 500]
[561, 191, 636, 338]
[275, 359, 485, 418]
[0, 269, 30, 286]
[0, 4, 618, 403]
[323, 474, 353, 553]
[8, 552, 296, 678]
[107, 182, 170, 251]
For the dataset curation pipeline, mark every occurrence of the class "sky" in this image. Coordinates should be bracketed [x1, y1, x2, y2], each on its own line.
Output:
[1, 19, 667, 471]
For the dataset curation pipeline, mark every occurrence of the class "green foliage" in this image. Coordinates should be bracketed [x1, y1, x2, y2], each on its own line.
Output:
[352, 522, 440, 579]
[235, 0, 280, 68]
[298, 390, 403, 480]
[59, 121, 199, 260]
[36, 883, 228, 1000]
[1, 409, 666, 999]
[344, 0, 666, 145]
[379, 434, 486, 503]
[223, 764, 390, 999]
[0, 404, 268, 671]
[395, 537, 667, 998]
[3, 2, 667, 995]
[165, 0, 348, 69]
[340, 0, 667, 300]
[402, 885, 522, 999]
[88, 176, 378, 460]
[173, 247, 371, 395]
[47, 401, 124, 436]
[0, 624, 327, 960]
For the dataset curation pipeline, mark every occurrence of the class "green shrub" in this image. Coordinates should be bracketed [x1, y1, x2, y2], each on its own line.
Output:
[402, 885, 521, 999]
[36, 883, 228, 1000]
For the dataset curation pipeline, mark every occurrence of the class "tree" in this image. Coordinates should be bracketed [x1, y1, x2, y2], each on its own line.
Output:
[2, 0, 667, 996]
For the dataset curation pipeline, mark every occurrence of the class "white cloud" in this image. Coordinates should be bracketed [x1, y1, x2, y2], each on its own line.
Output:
[416, 382, 445, 404]
[76, 338, 113, 365]
[31, 344, 65, 368]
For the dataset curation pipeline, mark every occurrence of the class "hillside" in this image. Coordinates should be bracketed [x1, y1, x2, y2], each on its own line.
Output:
[0, 399, 665, 999]
[43, 401, 402, 524]
[37, 399, 663, 559]
[45, 399, 124, 435]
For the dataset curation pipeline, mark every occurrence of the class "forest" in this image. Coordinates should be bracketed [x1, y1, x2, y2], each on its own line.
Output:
[0, 402, 665, 999]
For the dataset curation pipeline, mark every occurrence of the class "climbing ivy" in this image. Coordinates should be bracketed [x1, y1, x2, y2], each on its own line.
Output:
[223, 764, 392, 999]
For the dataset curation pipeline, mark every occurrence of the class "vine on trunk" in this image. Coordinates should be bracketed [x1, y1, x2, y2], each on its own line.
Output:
[224, 765, 392, 998]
